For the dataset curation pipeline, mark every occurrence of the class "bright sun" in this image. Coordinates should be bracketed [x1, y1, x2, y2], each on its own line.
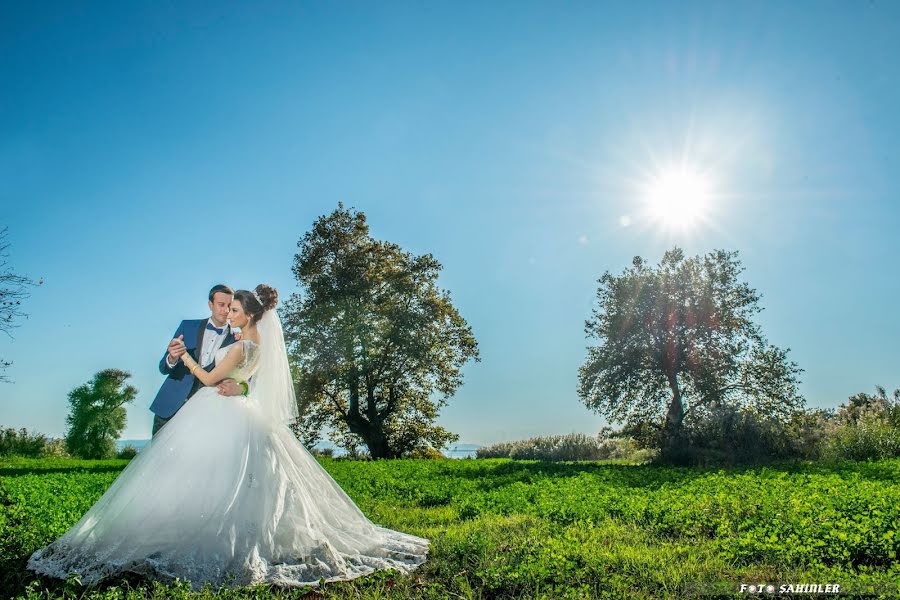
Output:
[642, 165, 714, 231]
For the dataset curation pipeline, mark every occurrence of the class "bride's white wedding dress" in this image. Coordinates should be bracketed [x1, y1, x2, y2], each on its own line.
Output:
[27, 311, 429, 589]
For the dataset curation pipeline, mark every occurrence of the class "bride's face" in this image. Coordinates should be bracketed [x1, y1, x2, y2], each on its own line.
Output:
[229, 300, 250, 328]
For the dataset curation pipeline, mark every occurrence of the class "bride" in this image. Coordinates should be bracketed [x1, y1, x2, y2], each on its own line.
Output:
[27, 285, 429, 589]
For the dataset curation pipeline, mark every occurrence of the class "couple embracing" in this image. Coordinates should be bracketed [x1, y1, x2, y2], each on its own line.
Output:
[27, 284, 429, 589]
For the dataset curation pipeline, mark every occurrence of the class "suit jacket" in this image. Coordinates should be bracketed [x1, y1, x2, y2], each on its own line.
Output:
[149, 318, 236, 419]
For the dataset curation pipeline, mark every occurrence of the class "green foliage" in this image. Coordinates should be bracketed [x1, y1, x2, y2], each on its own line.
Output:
[658, 404, 830, 466]
[475, 432, 652, 462]
[579, 247, 804, 452]
[308, 446, 334, 458]
[782, 407, 835, 460]
[282, 204, 479, 458]
[824, 387, 900, 461]
[0, 427, 70, 458]
[405, 446, 449, 460]
[0, 427, 50, 458]
[3, 457, 899, 599]
[64, 369, 136, 460]
[827, 417, 900, 462]
[115, 445, 139, 460]
[837, 386, 900, 428]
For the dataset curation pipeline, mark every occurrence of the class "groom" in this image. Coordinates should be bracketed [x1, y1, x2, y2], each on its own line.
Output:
[149, 284, 244, 436]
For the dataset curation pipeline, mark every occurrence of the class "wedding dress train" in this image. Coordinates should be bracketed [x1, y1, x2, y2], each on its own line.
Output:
[27, 315, 429, 589]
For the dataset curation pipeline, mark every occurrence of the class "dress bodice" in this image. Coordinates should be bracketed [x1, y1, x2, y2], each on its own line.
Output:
[215, 339, 261, 381]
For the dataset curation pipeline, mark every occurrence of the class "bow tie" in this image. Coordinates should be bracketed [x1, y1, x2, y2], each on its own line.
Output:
[206, 322, 226, 335]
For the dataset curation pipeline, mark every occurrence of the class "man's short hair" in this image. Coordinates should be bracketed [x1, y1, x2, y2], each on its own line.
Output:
[208, 284, 234, 302]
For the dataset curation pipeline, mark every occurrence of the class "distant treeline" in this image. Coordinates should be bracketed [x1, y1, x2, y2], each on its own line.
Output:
[6, 387, 898, 466]
[0, 427, 138, 460]
[477, 387, 900, 465]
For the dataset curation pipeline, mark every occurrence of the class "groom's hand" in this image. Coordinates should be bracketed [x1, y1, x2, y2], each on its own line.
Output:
[217, 379, 243, 397]
[167, 335, 186, 364]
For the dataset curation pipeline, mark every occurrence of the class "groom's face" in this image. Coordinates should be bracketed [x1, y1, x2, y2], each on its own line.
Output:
[208, 292, 233, 327]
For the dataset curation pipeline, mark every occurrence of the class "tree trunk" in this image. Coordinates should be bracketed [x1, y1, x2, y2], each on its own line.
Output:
[664, 371, 686, 446]
[665, 380, 683, 430]
[344, 408, 395, 459]
[359, 426, 392, 459]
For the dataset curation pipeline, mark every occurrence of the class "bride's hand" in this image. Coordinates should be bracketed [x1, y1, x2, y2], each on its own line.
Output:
[217, 379, 243, 397]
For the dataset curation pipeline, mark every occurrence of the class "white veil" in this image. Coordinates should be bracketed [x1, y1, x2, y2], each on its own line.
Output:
[249, 309, 299, 425]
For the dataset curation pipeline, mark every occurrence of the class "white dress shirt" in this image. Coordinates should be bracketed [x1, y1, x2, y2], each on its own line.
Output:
[200, 320, 229, 367]
[166, 320, 230, 369]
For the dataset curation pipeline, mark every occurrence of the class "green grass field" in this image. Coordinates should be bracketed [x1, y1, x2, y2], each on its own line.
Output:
[1, 456, 899, 599]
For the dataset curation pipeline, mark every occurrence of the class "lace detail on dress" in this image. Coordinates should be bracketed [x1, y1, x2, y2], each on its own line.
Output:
[236, 340, 261, 374]
[25, 400, 430, 589]
[215, 339, 261, 382]
[28, 527, 428, 589]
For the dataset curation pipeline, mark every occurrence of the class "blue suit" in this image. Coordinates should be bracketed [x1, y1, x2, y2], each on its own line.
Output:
[149, 319, 236, 420]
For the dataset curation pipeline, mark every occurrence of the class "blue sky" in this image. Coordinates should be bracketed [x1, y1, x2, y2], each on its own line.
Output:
[1, 1, 898, 445]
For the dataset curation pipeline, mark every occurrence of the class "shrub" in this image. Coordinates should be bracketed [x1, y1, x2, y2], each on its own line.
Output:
[0, 426, 70, 458]
[336, 446, 372, 461]
[42, 437, 71, 458]
[836, 386, 900, 427]
[782, 407, 833, 460]
[0, 426, 48, 457]
[476, 432, 649, 462]
[115, 445, 139, 459]
[655, 404, 828, 466]
[406, 446, 448, 459]
[826, 414, 900, 461]
[822, 387, 900, 461]
[597, 431, 657, 462]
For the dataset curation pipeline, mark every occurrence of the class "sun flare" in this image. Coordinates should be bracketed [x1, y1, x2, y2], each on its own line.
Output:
[642, 165, 714, 231]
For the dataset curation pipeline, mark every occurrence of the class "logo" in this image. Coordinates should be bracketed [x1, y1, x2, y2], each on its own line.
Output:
[739, 583, 841, 594]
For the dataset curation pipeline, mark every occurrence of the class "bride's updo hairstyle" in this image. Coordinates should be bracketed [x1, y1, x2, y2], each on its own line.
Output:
[234, 284, 278, 325]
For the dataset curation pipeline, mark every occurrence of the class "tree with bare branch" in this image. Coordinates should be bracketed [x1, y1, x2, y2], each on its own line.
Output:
[0, 227, 42, 382]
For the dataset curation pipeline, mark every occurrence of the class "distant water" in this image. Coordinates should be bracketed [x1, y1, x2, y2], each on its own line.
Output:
[118, 439, 481, 459]
[117, 439, 149, 451]
[443, 444, 481, 459]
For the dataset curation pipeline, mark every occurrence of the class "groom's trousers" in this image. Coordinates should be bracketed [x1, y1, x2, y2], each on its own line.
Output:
[151, 414, 170, 437]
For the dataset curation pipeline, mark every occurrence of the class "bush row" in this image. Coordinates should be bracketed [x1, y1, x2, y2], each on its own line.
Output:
[0, 427, 137, 460]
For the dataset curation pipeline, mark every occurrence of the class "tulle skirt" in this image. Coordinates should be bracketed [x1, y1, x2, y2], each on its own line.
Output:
[27, 387, 429, 589]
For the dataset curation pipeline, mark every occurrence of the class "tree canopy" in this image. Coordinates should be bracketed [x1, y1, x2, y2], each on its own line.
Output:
[65, 369, 136, 459]
[282, 204, 479, 458]
[578, 247, 803, 448]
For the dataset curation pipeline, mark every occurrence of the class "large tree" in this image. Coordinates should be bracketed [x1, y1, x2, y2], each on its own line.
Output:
[578, 247, 803, 448]
[282, 204, 479, 458]
[65, 369, 137, 459]
[1, 227, 42, 382]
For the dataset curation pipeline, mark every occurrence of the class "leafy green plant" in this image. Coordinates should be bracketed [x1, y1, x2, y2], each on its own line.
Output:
[3, 456, 899, 599]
